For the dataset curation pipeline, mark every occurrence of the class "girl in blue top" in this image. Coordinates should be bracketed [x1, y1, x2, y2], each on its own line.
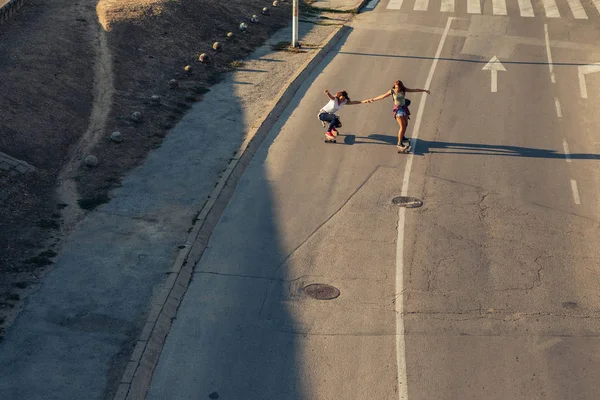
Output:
[367, 80, 430, 152]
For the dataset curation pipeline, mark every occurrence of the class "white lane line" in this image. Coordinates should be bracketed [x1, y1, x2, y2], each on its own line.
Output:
[396, 16, 453, 400]
[365, 0, 380, 9]
[467, 0, 481, 14]
[579, 69, 587, 99]
[563, 139, 572, 163]
[518, 0, 535, 17]
[554, 97, 562, 118]
[544, 24, 555, 83]
[493, 0, 507, 15]
[542, 0, 561, 18]
[566, 0, 588, 19]
[571, 179, 581, 204]
[387, 0, 404, 9]
[440, 0, 454, 12]
[414, 0, 429, 11]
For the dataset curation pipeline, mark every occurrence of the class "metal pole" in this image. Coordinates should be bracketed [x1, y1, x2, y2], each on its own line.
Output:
[292, 0, 299, 47]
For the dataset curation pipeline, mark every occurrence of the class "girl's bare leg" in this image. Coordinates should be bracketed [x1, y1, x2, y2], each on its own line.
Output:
[396, 116, 408, 145]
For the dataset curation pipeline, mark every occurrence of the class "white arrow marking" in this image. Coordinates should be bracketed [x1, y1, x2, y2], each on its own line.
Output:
[578, 63, 600, 99]
[482, 56, 506, 93]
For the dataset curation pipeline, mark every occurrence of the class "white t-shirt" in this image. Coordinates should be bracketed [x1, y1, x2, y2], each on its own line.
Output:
[320, 98, 346, 114]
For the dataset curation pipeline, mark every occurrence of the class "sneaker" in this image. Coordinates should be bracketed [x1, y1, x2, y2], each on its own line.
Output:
[325, 132, 335, 140]
[331, 127, 338, 136]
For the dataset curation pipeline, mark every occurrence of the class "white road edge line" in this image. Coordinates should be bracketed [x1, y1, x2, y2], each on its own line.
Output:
[396, 16, 453, 400]
[579, 69, 588, 99]
[544, 24, 555, 83]
[563, 139, 572, 163]
[554, 97, 562, 118]
[570, 179, 581, 204]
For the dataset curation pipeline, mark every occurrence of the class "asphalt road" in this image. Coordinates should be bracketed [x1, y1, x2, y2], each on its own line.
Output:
[147, 2, 600, 399]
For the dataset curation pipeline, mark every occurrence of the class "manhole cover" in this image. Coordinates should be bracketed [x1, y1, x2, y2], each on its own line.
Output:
[303, 284, 340, 300]
[392, 196, 423, 208]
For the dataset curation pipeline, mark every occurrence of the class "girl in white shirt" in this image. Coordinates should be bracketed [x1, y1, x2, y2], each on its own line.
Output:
[318, 90, 369, 141]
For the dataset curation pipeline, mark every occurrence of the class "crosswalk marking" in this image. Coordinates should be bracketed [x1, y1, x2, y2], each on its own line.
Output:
[493, 0, 508, 14]
[518, 0, 535, 16]
[541, 0, 561, 17]
[566, 0, 588, 18]
[467, 0, 481, 13]
[414, 0, 429, 10]
[440, 0, 455, 11]
[387, 0, 404, 9]
[384, 0, 600, 18]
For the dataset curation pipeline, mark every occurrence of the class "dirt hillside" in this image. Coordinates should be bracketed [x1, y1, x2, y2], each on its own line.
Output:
[0, 0, 295, 338]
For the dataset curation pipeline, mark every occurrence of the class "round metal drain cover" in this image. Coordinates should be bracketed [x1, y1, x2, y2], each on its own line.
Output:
[392, 196, 423, 208]
[303, 284, 340, 300]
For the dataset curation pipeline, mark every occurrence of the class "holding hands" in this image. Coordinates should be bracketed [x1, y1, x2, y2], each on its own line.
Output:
[322, 85, 431, 106]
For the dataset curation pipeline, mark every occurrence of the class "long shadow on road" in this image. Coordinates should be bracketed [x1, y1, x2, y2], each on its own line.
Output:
[147, 171, 306, 399]
[349, 133, 600, 160]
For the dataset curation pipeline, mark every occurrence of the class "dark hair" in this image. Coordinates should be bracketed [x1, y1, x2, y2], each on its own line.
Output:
[336, 90, 350, 101]
[393, 80, 406, 93]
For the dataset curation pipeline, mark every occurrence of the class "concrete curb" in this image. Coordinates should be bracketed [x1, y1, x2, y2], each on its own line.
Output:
[114, 24, 351, 400]
[0, 0, 25, 25]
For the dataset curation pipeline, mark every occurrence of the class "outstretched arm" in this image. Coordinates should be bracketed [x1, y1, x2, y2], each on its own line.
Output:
[346, 99, 371, 105]
[365, 90, 393, 103]
[405, 87, 431, 94]
[324, 89, 335, 100]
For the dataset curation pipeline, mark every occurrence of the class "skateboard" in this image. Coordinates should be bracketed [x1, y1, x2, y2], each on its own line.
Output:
[325, 133, 338, 143]
[397, 141, 411, 153]
[324, 127, 340, 143]
[318, 115, 342, 141]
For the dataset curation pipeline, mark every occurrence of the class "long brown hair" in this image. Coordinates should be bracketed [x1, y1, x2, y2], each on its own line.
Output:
[392, 80, 406, 94]
[335, 90, 350, 101]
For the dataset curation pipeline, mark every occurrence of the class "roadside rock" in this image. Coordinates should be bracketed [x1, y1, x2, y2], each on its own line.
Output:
[110, 131, 123, 143]
[84, 155, 99, 167]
